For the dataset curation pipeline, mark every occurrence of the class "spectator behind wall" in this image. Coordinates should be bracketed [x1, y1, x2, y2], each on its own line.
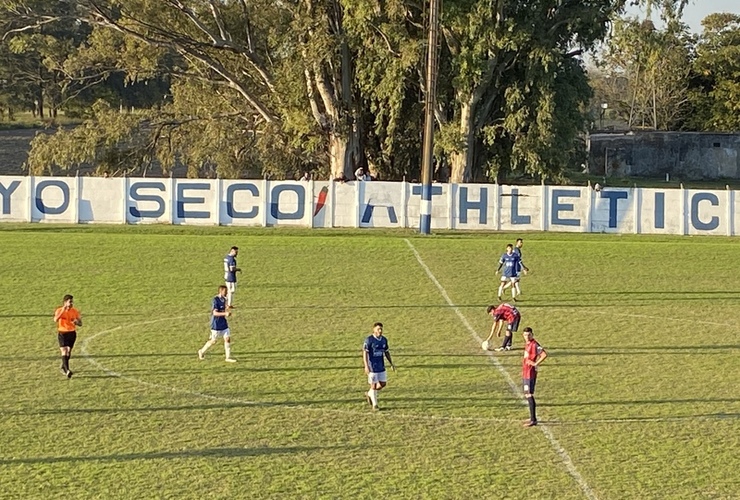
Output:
[354, 167, 372, 181]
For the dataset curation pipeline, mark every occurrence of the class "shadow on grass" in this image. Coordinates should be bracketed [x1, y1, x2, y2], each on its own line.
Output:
[545, 398, 739, 407]
[0, 445, 349, 465]
[551, 345, 739, 356]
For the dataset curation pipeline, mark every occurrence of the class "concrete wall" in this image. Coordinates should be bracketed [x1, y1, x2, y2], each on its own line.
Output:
[588, 132, 740, 180]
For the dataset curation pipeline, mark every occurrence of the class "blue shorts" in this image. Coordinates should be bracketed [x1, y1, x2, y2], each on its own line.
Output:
[523, 376, 537, 395]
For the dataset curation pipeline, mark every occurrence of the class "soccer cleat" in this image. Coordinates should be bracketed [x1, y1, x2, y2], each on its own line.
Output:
[523, 420, 537, 427]
[494, 347, 506, 352]
[66, 370, 73, 379]
[225, 358, 237, 363]
[372, 405, 380, 411]
[504, 345, 512, 351]
[60, 366, 67, 376]
[497, 295, 502, 302]
[197, 350, 205, 360]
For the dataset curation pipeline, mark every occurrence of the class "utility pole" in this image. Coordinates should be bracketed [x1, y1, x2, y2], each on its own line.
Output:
[419, 0, 440, 235]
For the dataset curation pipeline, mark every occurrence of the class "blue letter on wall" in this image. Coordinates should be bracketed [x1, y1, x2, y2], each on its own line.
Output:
[226, 183, 259, 219]
[691, 192, 720, 231]
[600, 190, 629, 228]
[35, 180, 70, 215]
[551, 189, 581, 227]
[176, 183, 210, 219]
[270, 184, 305, 220]
[654, 192, 665, 229]
[0, 180, 20, 214]
[510, 188, 531, 225]
[361, 204, 398, 224]
[459, 187, 488, 224]
[129, 182, 165, 218]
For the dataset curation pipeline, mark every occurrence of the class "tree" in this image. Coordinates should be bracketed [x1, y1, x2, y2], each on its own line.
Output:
[686, 13, 740, 132]
[596, 14, 693, 130]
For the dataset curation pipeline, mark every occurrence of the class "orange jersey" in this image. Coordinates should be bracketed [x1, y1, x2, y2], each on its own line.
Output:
[55, 307, 81, 333]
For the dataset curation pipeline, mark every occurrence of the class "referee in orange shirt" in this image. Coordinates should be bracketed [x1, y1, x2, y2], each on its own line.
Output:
[53, 295, 82, 378]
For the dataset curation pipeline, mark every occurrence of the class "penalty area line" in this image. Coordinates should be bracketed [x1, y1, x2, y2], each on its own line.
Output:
[404, 238, 599, 500]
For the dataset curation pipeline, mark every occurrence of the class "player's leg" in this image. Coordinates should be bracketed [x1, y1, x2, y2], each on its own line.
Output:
[497, 277, 506, 301]
[514, 278, 522, 297]
[226, 282, 236, 308]
[65, 333, 76, 378]
[505, 319, 519, 349]
[510, 277, 519, 299]
[366, 373, 379, 408]
[523, 377, 537, 426]
[198, 330, 220, 359]
[223, 332, 236, 362]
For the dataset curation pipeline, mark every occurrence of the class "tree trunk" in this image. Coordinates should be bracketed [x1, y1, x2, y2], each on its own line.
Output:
[328, 130, 358, 180]
[449, 98, 475, 183]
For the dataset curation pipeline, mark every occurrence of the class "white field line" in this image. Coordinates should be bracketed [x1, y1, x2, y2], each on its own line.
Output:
[404, 238, 599, 500]
[80, 317, 513, 425]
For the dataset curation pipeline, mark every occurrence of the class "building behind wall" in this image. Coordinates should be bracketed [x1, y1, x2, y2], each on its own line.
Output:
[588, 131, 740, 180]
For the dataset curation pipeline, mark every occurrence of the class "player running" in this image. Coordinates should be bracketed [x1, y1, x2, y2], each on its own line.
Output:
[363, 322, 395, 411]
[198, 285, 237, 363]
[223, 246, 241, 308]
[496, 244, 522, 302]
[486, 302, 521, 351]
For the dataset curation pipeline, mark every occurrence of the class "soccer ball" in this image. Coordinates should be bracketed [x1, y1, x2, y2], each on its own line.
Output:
[481, 340, 490, 351]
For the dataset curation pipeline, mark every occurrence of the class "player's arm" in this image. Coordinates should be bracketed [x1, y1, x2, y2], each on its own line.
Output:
[362, 348, 371, 374]
[385, 349, 395, 371]
[528, 348, 548, 367]
[53, 307, 65, 322]
[73, 312, 82, 327]
[496, 259, 503, 273]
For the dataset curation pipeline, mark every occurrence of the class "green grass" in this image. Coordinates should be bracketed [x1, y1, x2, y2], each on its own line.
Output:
[0, 111, 83, 130]
[0, 224, 738, 499]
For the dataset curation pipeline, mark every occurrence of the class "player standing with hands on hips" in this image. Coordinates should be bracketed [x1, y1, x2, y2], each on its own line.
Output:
[53, 295, 82, 378]
[522, 327, 547, 427]
[224, 246, 240, 308]
[363, 322, 395, 411]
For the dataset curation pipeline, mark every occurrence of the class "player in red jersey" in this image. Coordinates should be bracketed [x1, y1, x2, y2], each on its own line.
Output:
[522, 327, 548, 427]
[486, 302, 521, 351]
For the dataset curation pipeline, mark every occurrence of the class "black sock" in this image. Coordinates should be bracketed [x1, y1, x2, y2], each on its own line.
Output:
[63, 355, 70, 371]
[506, 335, 512, 348]
[528, 397, 537, 422]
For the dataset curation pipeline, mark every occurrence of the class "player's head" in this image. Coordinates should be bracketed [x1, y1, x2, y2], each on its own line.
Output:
[218, 285, 228, 296]
[486, 304, 496, 315]
[516, 238, 523, 248]
[372, 322, 383, 336]
[506, 244, 513, 253]
[62, 294, 73, 307]
[230, 246, 239, 256]
[522, 327, 533, 341]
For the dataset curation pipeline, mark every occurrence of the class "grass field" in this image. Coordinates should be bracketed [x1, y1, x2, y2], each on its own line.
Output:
[0, 224, 738, 499]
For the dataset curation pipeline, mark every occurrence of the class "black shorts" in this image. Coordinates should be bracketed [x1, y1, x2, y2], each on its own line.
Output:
[523, 375, 537, 395]
[58, 331, 77, 349]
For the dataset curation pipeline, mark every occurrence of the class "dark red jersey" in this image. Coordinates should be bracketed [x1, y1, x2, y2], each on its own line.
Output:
[522, 339, 543, 379]
[493, 303, 520, 324]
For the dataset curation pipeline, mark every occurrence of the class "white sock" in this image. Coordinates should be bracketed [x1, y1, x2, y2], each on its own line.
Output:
[224, 341, 232, 359]
[497, 284, 504, 297]
[200, 340, 214, 353]
[511, 287, 517, 298]
[368, 389, 378, 406]
[227, 291, 233, 306]
[515, 282, 522, 295]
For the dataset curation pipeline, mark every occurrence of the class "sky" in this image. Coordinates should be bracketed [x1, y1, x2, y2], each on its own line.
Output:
[627, 0, 740, 33]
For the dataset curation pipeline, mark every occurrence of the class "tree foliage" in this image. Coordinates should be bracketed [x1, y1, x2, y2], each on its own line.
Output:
[686, 13, 740, 132]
